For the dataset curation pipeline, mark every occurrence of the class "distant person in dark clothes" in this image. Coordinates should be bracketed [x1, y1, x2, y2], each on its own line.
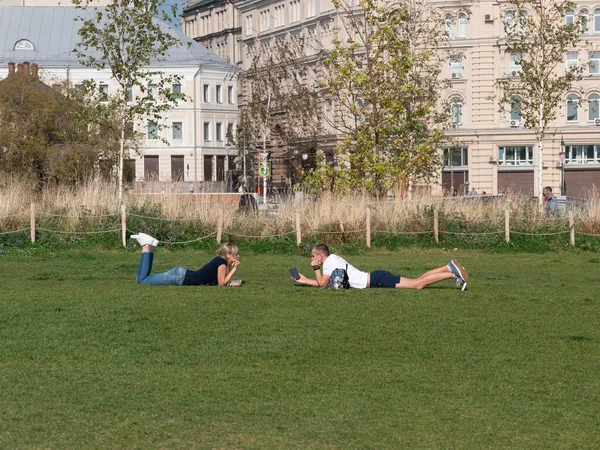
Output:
[131, 233, 240, 286]
[238, 189, 258, 214]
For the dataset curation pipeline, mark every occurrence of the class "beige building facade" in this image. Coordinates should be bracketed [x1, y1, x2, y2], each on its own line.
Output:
[184, 0, 600, 198]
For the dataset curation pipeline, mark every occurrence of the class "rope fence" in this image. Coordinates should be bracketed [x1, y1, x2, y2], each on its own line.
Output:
[1, 203, 598, 247]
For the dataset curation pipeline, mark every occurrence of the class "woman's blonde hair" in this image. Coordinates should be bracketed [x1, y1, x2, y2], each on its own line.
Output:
[218, 242, 239, 258]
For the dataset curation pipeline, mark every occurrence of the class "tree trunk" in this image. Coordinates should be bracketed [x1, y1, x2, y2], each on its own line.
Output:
[538, 135, 544, 206]
[118, 122, 125, 206]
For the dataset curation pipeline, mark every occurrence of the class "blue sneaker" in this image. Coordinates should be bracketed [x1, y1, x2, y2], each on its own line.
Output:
[448, 259, 468, 291]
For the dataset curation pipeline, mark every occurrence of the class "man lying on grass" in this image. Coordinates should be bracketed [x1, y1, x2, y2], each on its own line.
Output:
[131, 233, 240, 286]
[293, 243, 468, 291]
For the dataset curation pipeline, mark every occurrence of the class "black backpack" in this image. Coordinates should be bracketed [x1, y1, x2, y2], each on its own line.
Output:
[328, 264, 350, 289]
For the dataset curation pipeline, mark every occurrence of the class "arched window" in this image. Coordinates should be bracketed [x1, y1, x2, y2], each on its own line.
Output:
[445, 15, 455, 38]
[566, 10, 574, 25]
[566, 94, 579, 121]
[589, 94, 600, 120]
[505, 11, 515, 31]
[14, 39, 34, 51]
[510, 96, 522, 121]
[580, 10, 589, 33]
[458, 14, 467, 38]
[594, 9, 600, 33]
[450, 97, 463, 125]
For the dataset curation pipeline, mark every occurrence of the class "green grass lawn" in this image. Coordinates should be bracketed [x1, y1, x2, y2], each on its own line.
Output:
[1, 247, 599, 449]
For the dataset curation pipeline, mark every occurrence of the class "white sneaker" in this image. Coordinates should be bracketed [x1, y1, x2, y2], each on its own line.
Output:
[130, 233, 159, 247]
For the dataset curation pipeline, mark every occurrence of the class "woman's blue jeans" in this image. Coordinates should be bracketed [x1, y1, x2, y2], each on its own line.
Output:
[136, 251, 187, 286]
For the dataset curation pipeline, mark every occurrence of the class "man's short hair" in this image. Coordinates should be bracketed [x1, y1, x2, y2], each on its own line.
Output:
[544, 186, 553, 192]
[312, 244, 330, 256]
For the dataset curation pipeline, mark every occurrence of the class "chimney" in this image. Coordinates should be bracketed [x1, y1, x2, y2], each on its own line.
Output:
[8, 62, 15, 75]
[17, 63, 24, 73]
[23, 61, 30, 76]
[30, 63, 39, 80]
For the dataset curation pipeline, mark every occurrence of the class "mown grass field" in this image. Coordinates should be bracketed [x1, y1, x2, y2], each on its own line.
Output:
[1, 247, 599, 449]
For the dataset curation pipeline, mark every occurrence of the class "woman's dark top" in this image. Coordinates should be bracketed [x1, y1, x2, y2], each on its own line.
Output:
[183, 256, 227, 286]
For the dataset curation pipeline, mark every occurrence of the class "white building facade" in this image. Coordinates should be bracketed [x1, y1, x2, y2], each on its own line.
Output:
[0, 6, 239, 190]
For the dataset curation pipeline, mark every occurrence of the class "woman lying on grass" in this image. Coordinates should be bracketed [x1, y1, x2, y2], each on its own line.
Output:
[131, 233, 240, 286]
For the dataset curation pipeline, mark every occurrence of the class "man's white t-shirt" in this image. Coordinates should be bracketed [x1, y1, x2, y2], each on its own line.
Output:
[322, 254, 368, 289]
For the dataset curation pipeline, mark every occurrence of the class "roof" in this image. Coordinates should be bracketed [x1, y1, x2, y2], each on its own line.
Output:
[0, 6, 234, 69]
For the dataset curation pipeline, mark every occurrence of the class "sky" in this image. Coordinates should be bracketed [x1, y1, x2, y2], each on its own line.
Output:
[161, 0, 185, 29]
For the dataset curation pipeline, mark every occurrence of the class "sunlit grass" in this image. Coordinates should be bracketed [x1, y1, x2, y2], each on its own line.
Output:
[0, 248, 598, 448]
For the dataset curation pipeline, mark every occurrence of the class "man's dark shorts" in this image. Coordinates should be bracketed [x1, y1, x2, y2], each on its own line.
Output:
[369, 270, 401, 288]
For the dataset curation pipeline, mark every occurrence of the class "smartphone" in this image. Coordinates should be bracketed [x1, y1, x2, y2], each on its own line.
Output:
[290, 268, 300, 280]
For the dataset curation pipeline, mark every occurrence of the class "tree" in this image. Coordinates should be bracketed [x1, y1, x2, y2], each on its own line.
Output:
[0, 64, 118, 187]
[237, 34, 323, 191]
[495, 0, 584, 203]
[73, 0, 187, 204]
[313, 0, 454, 197]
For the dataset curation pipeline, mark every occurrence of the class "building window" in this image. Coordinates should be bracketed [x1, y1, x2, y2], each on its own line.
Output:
[566, 145, 600, 164]
[458, 14, 467, 38]
[510, 96, 522, 121]
[443, 147, 468, 167]
[203, 121, 211, 141]
[172, 122, 183, 140]
[99, 84, 109, 101]
[148, 121, 158, 140]
[566, 53, 578, 73]
[14, 39, 34, 50]
[126, 85, 133, 103]
[450, 56, 463, 79]
[595, 9, 600, 33]
[505, 11, 514, 31]
[589, 94, 600, 121]
[246, 15, 253, 36]
[589, 53, 600, 74]
[172, 83, 182, 101]
[203, 84, 210, 102]
[445, 15, 455, 38]
[510, 54, 522, 76]
[580, 10, 589, 33]
[307, 0, 316, 17]
[290, 0, 300, 23]
[566, 94, 579, 122]
[498, 146, 533, 165]
[259, 9, 270, 31]
[228, 86, 234, 104]
[566, 10, 574, 25]
[216, 85, 222, 103]
[450, 97, 463, 126]
[274, 5, 285, 28]
[216, 122, 223, 142]
[148, 83, 157, 99]
[227, 123, 235, 142]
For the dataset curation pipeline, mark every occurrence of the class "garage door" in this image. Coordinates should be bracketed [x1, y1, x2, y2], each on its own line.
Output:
[498, 170, 534, 195]
[442, 170, 468, 195]
[564, 168, 600, 198]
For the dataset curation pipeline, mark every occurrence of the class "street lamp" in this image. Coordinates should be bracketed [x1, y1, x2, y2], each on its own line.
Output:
[559, 137, 566, 196]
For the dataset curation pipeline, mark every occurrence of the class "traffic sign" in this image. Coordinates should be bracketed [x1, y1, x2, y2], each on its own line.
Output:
[259, 166, 271, 177]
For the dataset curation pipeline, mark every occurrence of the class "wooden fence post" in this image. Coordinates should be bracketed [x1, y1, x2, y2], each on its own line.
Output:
[216, 207, 223, 244]
[569, 211, 575, 246]
[295, 210, 301, 246]
[121, 204, 127, 247]
[433, 208, 439, 244]
[30, 202, 35, 243]
[505, 209, 510, 244]
[366, 206, 371, 248]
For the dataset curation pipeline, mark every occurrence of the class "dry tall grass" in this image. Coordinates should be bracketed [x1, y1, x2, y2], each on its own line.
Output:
[2, 179, 600, 236]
